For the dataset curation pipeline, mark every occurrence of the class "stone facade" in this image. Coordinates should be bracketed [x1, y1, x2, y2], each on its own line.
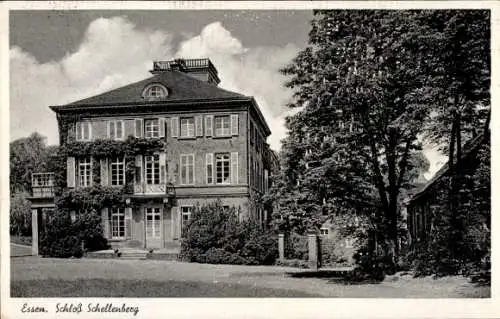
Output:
[49, 58, 276, 250]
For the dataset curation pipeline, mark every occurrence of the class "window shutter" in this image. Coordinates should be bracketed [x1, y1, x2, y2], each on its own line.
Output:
[134, 119, 143, 138]
[125, 207, 132, 240]
[68, 123, 76, 143]
[159, 118, 165, 138]
[171, 117, 179, 138]
[231, 152, 238, 184]
[160, 152, 166, 184]
[101, 208, 110, 239]
[67, 157, 76, 188]
[75, 122, 82, 141]
[205, 115, 213, 137]
[135, 155, 143, 184]
[100, 158, 108, 186]
[206, 153, 214, 184]
[195, 116, 203, 137]
[107, 121, 112, 139]
[231, 114, 239, 136]
[264, 169, 269, 194]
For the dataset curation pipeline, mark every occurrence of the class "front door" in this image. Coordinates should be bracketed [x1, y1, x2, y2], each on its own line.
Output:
[145, 207, 162, 249]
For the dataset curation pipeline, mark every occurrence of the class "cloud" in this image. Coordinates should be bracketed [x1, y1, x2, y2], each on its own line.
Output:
[10, 16, 174, 145]
[9, 16, 445, 178]
[10, 18, 296, 151]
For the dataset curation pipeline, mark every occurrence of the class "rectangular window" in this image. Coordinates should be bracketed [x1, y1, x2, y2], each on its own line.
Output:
[76, 122, 92, 141]
[145, 154, 160, 185]
[109, 120, 124, 140]
[180, 154, 195, 185]
[320, 228, 329, 236]
[181, 206, 192, 236]
[110, 208, 125, 239]
[214, 115, 231, 137]
[215, 153, 231, 184]
[144, 119, 160, 138]
[110, 157, 125, 186]
[146, 207, 161, 238]
[180, 118, 195, 137]
[78, 157, 92, 187]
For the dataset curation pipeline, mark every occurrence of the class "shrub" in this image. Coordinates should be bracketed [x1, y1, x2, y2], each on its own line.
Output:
[275, 259, 310, 269]
[180, 200, 278, 265]
[285, 232, 308, 260]
[39, 209, 109, 258]
[10, 195, 32, 236]
[347, 242, 393, 282]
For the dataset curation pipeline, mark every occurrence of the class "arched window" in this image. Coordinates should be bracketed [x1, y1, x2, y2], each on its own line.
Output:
[142, 84, 168, 100]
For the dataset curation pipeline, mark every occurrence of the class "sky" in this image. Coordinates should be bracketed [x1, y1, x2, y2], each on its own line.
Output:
[9, 10, 446, 178]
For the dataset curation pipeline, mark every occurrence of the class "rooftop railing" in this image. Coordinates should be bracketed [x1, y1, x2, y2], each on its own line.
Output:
[152, 58, 216, 72]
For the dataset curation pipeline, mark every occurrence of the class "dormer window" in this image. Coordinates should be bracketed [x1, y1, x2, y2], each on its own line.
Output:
[142, 84, 168, 100]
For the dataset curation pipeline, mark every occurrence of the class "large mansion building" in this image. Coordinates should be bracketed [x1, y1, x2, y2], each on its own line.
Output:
[30, 58, 277, 251]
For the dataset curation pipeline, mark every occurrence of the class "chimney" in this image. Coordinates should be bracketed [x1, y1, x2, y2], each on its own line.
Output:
[151, 58, 221, 85]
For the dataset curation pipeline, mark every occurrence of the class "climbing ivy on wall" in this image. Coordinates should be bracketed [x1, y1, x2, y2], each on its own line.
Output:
[53, 115, 166, 208]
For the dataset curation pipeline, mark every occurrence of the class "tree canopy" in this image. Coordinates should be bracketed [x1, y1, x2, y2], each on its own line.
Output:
[272, 10, 490, 266]
[10, 132, 58, 195]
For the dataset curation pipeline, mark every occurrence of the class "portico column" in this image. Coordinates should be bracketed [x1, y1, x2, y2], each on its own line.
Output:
[31, 209, 38, 256]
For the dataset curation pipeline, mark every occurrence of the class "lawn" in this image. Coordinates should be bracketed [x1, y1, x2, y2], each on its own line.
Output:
[10, 257, 490, 298]
[10, 235, 32, 246]
[11, 278, 317, 297]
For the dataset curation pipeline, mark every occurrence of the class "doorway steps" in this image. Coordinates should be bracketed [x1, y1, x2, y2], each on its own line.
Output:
[85, 248, 180, 261]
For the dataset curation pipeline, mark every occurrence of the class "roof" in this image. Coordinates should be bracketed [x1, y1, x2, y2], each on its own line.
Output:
[49, 69, 271, 136]
[408, 132, 488, 203]
[51, 70, 247, 110]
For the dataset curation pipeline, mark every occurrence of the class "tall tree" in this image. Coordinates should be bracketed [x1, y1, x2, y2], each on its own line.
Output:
[274, 10, 442, 261]
[422, 10, 490, 162]
[10, 132, 57, 195]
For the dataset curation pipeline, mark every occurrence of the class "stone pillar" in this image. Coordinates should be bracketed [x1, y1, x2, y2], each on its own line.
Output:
[278, 234, 285, 262]
[308, 234, 318, 270]
[31, 209, 38, 256]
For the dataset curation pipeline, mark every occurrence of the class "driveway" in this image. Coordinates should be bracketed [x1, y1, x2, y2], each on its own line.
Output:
[10, 257, 489, 298]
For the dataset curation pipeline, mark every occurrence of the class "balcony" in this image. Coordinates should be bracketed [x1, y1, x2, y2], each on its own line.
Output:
[31, 172, 55, 198]
[134, 183, 175, 198]
[134, 183, 167, 195]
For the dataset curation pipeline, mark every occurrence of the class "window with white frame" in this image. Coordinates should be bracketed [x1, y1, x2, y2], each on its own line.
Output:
[146, 207, 161, 238]
[78, 157, 92, 187]
[180, 118, 195, 137]
[180, 154, 194, 185]
[214, 115, 231, 137]
[76, 122, 91, 141]
[145, 154, 160, 185]
[215, 153, 230, 184]
[144, 119, 160, 138]
[181, 206, 192, 236]
[320, 228, 329, 236]
[108, 120, 124, 140]
[110, 157, 125, 186]
[110, 208, 125, 239]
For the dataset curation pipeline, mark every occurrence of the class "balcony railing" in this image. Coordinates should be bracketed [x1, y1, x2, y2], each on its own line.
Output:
[134, 183, 167, 195]
[31, 172, 55, 198]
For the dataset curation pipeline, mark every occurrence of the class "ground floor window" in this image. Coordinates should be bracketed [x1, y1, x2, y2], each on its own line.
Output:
[111, 208, 125, 239]
[181, 206, 192, 235]
[146, 207, 161, 238]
